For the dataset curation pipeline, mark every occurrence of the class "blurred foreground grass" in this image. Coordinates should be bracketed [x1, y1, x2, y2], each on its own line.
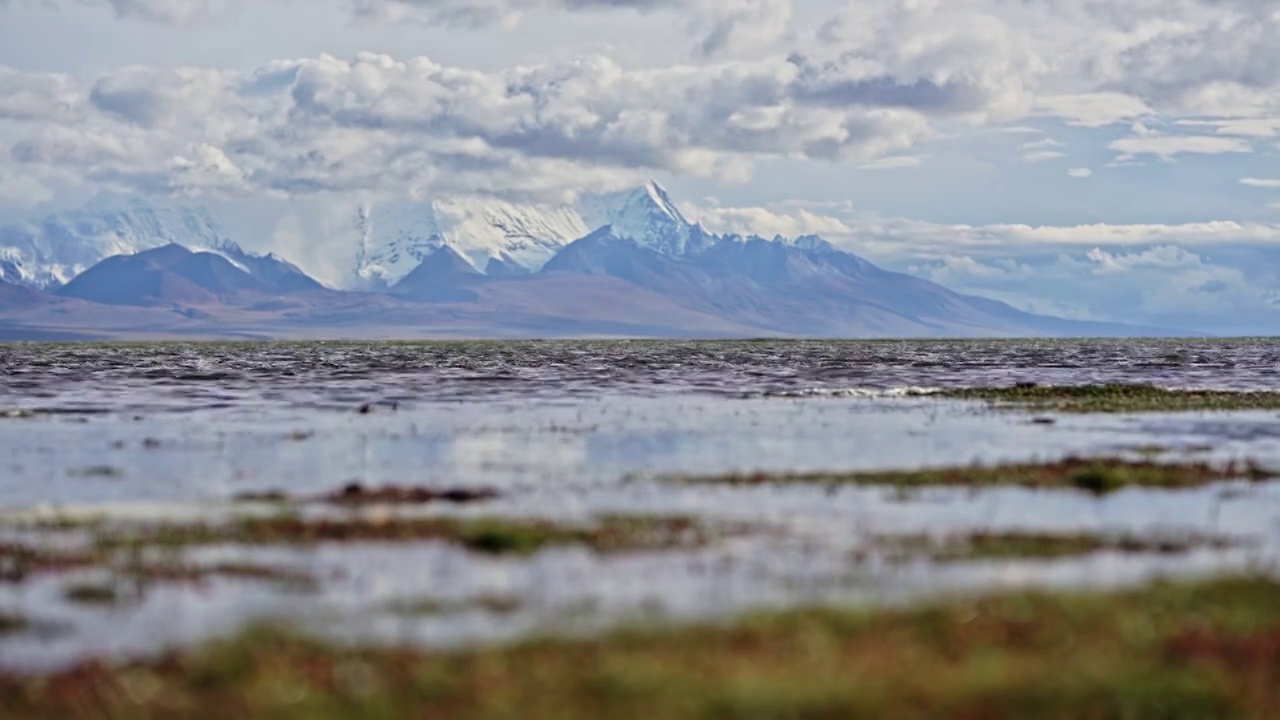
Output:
[3, 575, 1278, 719]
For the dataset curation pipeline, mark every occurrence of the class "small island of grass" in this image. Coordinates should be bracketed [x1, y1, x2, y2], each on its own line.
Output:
[680, 456, 1277, 495]
[942, 384, 1280, 413]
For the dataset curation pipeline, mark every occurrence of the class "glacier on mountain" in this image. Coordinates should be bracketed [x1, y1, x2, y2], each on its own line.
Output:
[578, 180, 717, 257]
[353, 197, 588, 288]
[3, 180, 848, 294]
[0, 182, 1186, 339]
[352, 180, 721, 288]
[0, 196, 259, 289]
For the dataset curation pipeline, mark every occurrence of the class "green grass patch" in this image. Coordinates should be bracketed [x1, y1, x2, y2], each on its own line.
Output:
[0, 613, 27, 635]
[943, 384, 1280, 413]
[880, 531, 1237, 563]
[112, 561, 319, 593]
[686, 457, 1277, 495]
[233, 484, 501, 506]
[387, 595, 523, 616]
[0, 543, 98, 583]
[63, 582, 121, 606]
[2, 576, 1279, 719]
[87, 514, 719, 556]
[0, 514, 722, 601]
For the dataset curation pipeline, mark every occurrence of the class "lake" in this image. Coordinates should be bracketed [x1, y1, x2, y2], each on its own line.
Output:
[2, 339, 1279, 671]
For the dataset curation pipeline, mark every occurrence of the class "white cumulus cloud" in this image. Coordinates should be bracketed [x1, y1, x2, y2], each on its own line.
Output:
[1242, 178, 1280, 188]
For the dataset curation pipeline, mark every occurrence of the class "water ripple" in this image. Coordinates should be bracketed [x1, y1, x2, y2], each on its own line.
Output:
[1, 339, 1279, 415]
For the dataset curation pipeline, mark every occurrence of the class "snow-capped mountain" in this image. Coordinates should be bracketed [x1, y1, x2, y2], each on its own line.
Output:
[351, 180, 723, 288]
[579, 180, 717, 257]
[0, 197, 233, 288]
[0, 182, 1185, 339]
[1, 180, 720, 293]
[538, 225, 1174, 337]
[0, 196, 320, 291]
[353, 197, 589, 288]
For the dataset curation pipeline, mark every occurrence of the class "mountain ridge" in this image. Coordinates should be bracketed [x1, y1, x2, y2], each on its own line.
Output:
[0, 184, 1194, 339]
[0, 197, 316, 292]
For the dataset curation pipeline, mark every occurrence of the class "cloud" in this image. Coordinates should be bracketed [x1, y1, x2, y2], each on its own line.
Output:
[1108, 134, 1253, 160]
[349, 0, 701, 28]
[808, 1, 1043, 123]
[0, 166, 58, 208]
[691, 203, 854, 238]
[1, 51, 968, 201]
[966, 221, 1280, 248]
[3, 0, 793, 55]
[680, 201, 1280, 257]
[690, 0, 792, 56]
[167, 143, 250, 196]
[1085, 245, 1204, 275]
[1020, 138, 1061, 150]
[1067, 168, 1092, 178]
[1242, 178, 1280, 188]
[6, 0, 1280, 212]
[0, 0, 232, 24]
[1021, 150, 1064, 163]
[1017, 137, 1064, 163]
[900, 243, 1277, 328]
[89, 66, 236, 129]
[369, 0, 799, 56]
[807, 0, 1280, 134]
[0, 65, 83, 121]
[1177, 118, 1280, 138]
[857, 155, 924, 170]
[10, 125, 150, 167]
[1037, 93, 1151, 128]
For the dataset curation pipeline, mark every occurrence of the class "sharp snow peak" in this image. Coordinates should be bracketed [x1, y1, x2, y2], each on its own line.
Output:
[352, 196, 589, 289]
[351, 179, 701, 288]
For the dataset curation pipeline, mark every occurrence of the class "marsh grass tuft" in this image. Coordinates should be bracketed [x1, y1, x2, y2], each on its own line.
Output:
[687, 457, 1278, 495]
[63, 582, 121, 606]
[388, 595, 522, 616]
[83, 514, 719, 557]
[114, 562, 319, 593]
[1069, 466, 1126, 495]
[879, 531, 1237, 563]
[1, 576, 1279, 719]
[1, 543, 97, 583]
[235, 484, 502, 506]
[0, 613, 27, 635]
[943, 384, 1280, 413]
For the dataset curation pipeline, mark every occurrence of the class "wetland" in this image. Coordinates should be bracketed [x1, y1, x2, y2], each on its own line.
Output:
[2, 339, 1280, 716]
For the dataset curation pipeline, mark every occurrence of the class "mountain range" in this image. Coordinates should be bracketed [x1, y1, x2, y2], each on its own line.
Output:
[0, 182, 1183, 340]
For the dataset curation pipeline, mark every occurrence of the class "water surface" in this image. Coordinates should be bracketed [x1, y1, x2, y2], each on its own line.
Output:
[2, 340, 1279, 671]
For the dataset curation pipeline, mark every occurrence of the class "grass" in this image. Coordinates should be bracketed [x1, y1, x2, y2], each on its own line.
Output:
[0, 613, 26, 635]
[879, 531, 1237, 563]
[1, 543, 97, 583]
[686, 456, 1277, 495]
[322, 484, 502, 506]
[0, 514, 722, 604]
[388, 595, 523, 616]
[63, 582, 121, 606]
[943, 384, 1280, 413]
[234, 484, 502, 506]
[113, 562, 320, 593]
[83, 514, 719, 557]
[5, 532, 320, 594]
[1, 575, 1278, 719]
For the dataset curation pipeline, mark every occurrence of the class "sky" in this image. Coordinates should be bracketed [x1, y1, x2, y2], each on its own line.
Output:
[2, 0, 1280, 332]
